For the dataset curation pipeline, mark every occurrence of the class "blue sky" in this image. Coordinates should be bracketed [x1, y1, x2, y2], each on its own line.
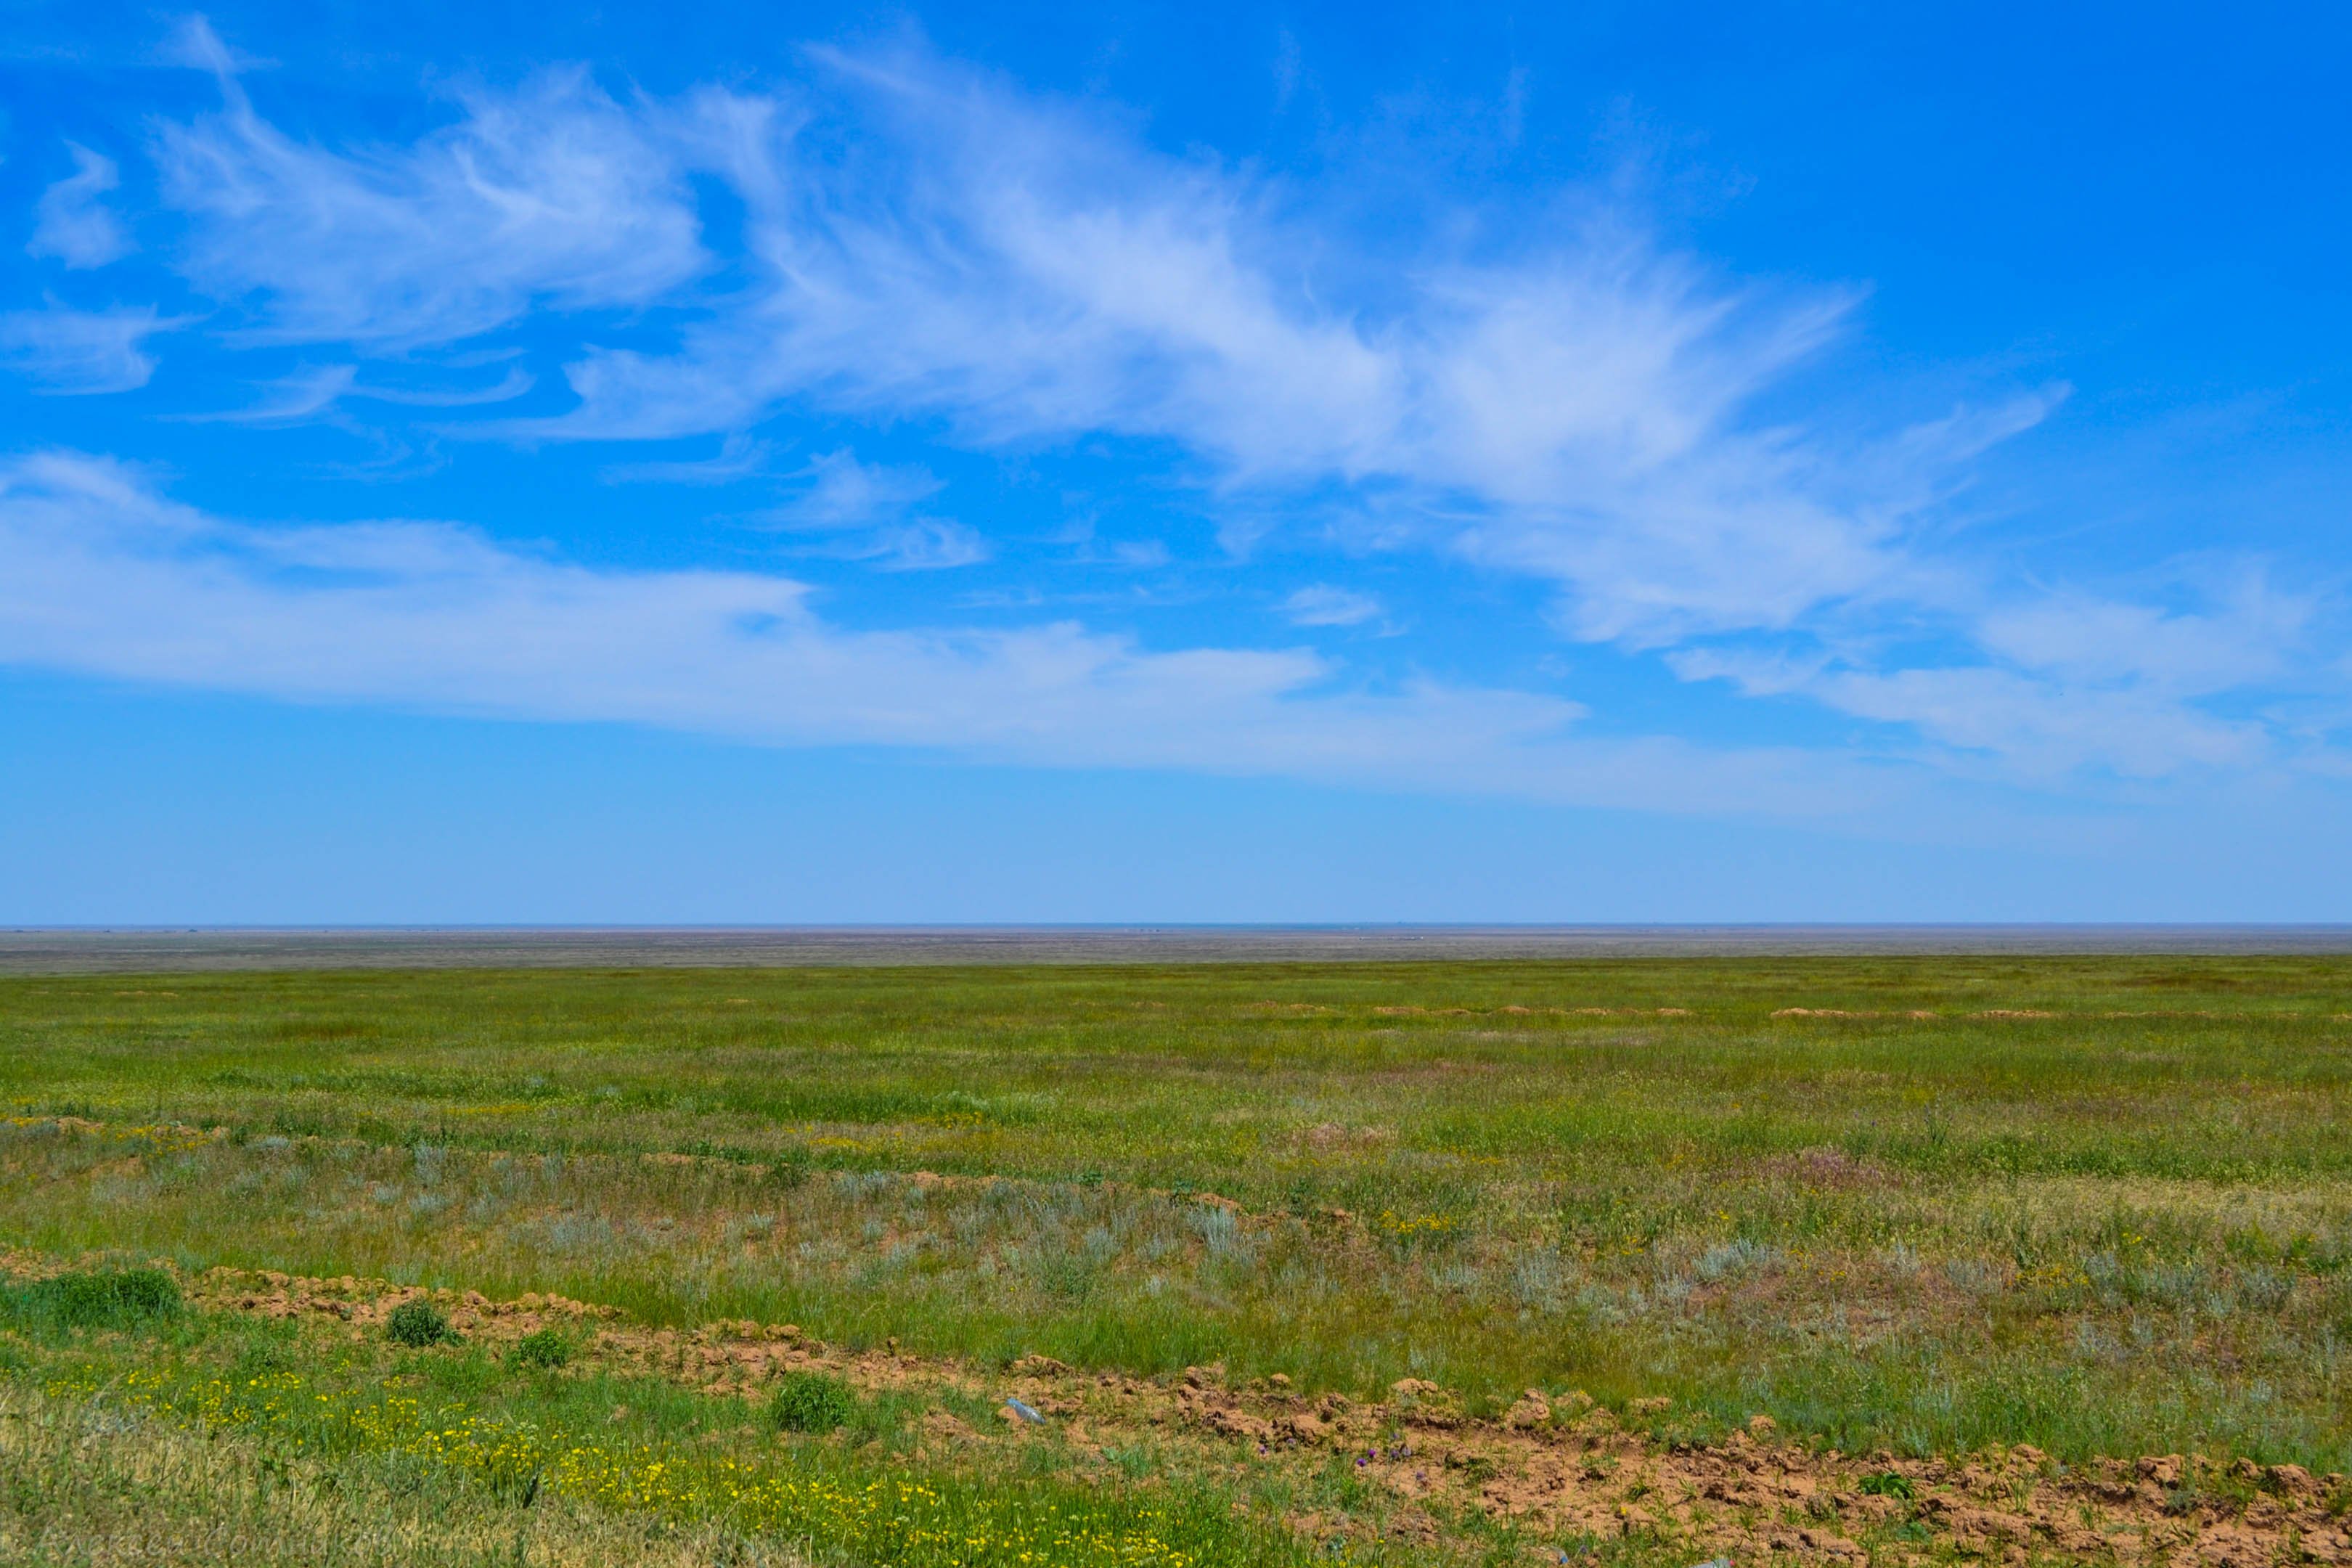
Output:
[2, 1, 2348, 922]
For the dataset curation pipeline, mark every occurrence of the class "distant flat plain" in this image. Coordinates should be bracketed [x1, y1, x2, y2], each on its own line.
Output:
[4, 940, 2351, 1565]
[8, 923, 2352, 971]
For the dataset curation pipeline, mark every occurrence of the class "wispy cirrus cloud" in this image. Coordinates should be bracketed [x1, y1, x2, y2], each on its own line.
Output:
[185, 363, 535, 424]
[503, 52, 2034, 650]
[1283, 584, 1383, 627]
[1975, 575, 2311, 697]
[0, 449, 1890, 813]
[1671, 570, 2317, 779]
[767, 449, 944, 526]
[756, 449, 985, 570]
[0, 301, 179, 393]
[17, 25, 2331, 793]
[152, 20, 704, 348]
[134, 34, 1998, 631]
[600, 432, 777, 486]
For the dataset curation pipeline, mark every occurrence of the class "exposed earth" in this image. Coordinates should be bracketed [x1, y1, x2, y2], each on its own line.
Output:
[125, 1259, 2352, 1567]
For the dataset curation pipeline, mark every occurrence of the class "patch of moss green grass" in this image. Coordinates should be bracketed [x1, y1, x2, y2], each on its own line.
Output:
[1, 957, 2350, 1472]
[1, 1264, 179, 1331]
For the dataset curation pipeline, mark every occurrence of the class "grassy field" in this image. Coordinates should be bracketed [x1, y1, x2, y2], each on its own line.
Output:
[2, 955, 2350, 1564]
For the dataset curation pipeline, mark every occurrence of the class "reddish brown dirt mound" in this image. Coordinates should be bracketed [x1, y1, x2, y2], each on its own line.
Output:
[156, 1264, 2352, 1566]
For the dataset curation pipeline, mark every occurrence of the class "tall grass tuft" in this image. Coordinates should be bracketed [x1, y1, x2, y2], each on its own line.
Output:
[1, 1267, 181, 1332]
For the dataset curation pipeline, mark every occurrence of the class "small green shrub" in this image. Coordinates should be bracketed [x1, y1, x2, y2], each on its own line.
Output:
[1859, 1471, 1915, 1500]
[4, 1268, 181, 1331]
[385, 1299, 457, 1347]
[772, 1369, 856, 1433]
[511, 1328, 573, 1369]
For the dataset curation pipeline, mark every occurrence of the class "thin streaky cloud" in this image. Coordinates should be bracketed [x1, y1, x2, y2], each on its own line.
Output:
[853, 518, 992, 571]
[502, 53, 2014, 659]
[180, 363, 356, 423]
[152, 46, 705, 348]
[158, 14, 270, 75]
[1284, 584, 1383, 626]
[369, 367, 536, 407]
[137, 42, 2043, 663]
[184, 364, 534, 424]
[763, 449, 945, 528]
[602, 433, 777, 486]
[0, 302, 179, 393]
[754, 449, 982, 569]
[0, 449, 1898, 817]
[4, 26, 2332, 797]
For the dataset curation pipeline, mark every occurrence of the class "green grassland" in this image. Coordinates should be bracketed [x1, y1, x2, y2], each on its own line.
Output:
[1, 956, 2350, 1562]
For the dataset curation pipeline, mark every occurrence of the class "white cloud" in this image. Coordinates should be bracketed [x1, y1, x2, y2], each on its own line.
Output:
[185, 363, 536, 424]
[154, 43, 704, 347]
[769, 449, 944, 526]
[751, 449, 984, 569]
[526, 67, 1403, 470]
[92, 36, 2321, 789]
[1976, 576, 2308, 696]
[0, 449, 1892, 814]
[851, 518, 992, 571]
[0, 302, 176, 393]
[508, 54, 2035, 656]
[1670, 579, 2300, 780]
[365, 366, 536, 408]
[1808, 665, 2267, 779]
[1048, 518, 1172, 569]
[158, 14, 271, 74]
[603, 432, 777, 486]
[135, 40, 2040, 645]
[196, 363, 359, 422]
[28, 144, 134, 268]
[1283, 584, 1382, 626]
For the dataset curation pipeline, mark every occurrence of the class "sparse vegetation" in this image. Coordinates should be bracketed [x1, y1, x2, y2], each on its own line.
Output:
[1, 955, 2350, 1563]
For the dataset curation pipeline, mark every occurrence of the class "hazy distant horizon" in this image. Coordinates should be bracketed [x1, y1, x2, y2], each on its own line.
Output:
[11, 923, 2352, 973]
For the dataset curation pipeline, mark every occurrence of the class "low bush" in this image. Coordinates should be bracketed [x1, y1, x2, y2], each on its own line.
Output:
[512, 1328, 572, 1368]
[771, 1369, 856, 1433]
[385, 1299, 458, 1347]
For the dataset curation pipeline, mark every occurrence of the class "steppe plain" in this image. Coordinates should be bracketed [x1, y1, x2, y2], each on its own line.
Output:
[1, 939, 2348, 1566]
